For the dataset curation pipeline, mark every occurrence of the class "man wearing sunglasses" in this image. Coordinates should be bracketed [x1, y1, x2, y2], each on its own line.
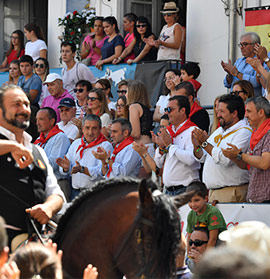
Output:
[221, 32, 262, 97]
[41, 73, 74, 123]
[153, 95, 200, 196]
[186, 227, 209, 273]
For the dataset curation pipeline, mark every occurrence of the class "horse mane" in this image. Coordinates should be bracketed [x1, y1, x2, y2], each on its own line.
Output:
[142, 181, 180, 278]
[52, 177, 139, 243]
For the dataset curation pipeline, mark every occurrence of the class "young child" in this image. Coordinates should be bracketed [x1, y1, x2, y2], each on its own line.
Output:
[185, 181, 226, 252]
[180, 62, 201, 98]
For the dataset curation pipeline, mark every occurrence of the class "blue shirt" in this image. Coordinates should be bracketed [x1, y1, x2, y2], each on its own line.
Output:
[101, 35, 125, 59]
[108, 143, 142, 178]
[36, 131, 70, 179]
[18, 74, 42, 104]
[223, 56, 262, 96]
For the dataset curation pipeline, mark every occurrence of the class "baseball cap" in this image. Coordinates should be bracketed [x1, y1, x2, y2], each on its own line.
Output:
[58, 98, 76, 108]
[44, 73, 63, 84]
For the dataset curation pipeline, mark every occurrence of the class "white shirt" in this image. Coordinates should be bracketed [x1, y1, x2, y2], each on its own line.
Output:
[58, 120, 79, 141]
[61, 62, 96, 98]
[100, 113, 112, 127]
[25, 39, 47, 62]
[198, 119, 252, 189]
[59, 137, 113, 190]
[154, 121, 200, 187]
[0, 126, 66, 201]
[108, 143, 142, 178]
[156, 94, 170, 115]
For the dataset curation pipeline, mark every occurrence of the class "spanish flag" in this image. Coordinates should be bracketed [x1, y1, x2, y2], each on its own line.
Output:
[245, 6, 270, 52]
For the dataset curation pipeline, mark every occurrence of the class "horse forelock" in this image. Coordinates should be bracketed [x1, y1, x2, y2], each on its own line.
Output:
[52, 177, 140, 243]
[145, 194, 180, 278]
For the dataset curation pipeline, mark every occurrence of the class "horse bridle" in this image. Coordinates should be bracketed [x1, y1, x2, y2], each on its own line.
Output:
[113, 211, 154, 279]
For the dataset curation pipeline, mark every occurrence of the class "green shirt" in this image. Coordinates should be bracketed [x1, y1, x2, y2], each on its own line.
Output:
[186, 204, 227, 233]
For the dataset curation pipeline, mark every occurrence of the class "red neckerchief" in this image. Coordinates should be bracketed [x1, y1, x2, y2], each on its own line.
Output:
[34, 125, 63, 147]
[188, 79, 201, 97]
[167, 119, 197, 143]
[76, 133, 107, 159]
[107, 136, 134, 177]
[189, 102, 203, 118]
[250, 118, 270, 151]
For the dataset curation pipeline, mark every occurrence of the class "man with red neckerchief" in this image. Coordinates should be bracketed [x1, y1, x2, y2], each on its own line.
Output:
[35, 107, 71, 200]
[152, 95, 200, 196]
[175, 81, 210, 133]
[56, 114, 113, 200]
[93, 118, 141, 178]
[223, 96, 270, 203]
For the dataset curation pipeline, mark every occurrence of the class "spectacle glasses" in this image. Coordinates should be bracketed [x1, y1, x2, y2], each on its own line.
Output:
[136, 24, 147, 28]
[116, 104, 125, 108]
[164, 107, 175, 113]
[74, 88, 84, 93]
[117, 90, 127, 94]
[231, 90, 246, 95]
[34, 63, 45, 69]
[237, 42, 253, 48]
[87, 97, 99, 101]
[11, 36, 19, 40]
[189, 239, 208, 247]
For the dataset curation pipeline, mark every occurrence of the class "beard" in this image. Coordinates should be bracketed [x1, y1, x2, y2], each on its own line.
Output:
[2, 107, 30, 129]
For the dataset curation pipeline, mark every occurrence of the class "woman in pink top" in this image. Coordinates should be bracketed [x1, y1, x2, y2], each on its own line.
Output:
[81, 17, 107, 66]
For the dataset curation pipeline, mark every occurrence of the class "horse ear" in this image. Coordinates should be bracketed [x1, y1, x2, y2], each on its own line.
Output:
[138, 179, 153, 208]
[173, 190, 195, 209]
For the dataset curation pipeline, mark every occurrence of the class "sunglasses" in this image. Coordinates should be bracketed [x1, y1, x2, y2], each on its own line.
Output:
[237, 42, 253, 48]
[164, 107, 175, 113]
[136, 24, 147, 28]
[34, 63, 45, 69]
[117, 90, 127, 94]
[231, 90, 246, 95]
[189, 239, 208, 247]
[87, 97, 99, 101]
[74, 88, 84, 93]
[163, 13, 174, 17]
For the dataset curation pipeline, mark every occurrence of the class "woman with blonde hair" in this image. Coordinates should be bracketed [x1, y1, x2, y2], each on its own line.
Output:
[210, 95, 221, 135]
[87, 88, 112, 128]
[127, 80, 154, 157]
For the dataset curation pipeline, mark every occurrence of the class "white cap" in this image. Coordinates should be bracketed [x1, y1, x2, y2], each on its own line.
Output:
[44, 73, 63, 84]
[219, 221, 270, 257]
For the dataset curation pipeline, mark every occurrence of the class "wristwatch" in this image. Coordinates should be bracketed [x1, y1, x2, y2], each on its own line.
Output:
[105, 158, 110, 164]
[265, 57, 270, 63]
[201, 141, 208, 148]
[237, 151, 243, 161]
[80, 166, 85, 173]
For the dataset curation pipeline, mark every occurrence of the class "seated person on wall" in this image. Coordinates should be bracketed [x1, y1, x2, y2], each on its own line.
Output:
[41, 73, 74, 123]
[56, 114, 113, 200]
[185, 181, 227, 256]
[35, 107, 71, 201]
[221, 31, 262, 97]
[222, 96, 270, 203]
[93, 118, 141, 178]
[192, 94, 252, 203]
[152, 95, 200, 196]
[17, 55, 42, 108]
[175, 81, 210, 133]
[57, 98, 80, 143]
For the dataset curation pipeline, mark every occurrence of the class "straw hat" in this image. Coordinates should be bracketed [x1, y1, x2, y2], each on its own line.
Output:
[219, 221, 270, 257]
[160, 2, 179, 14]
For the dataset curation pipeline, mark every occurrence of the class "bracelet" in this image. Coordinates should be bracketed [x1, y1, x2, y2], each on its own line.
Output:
[143, 153, 148, 159]
[195, 146, 201, 153]
[166, 144, 172, 150]
[256, 74, 262, 78]
[159, 147, 168, 155]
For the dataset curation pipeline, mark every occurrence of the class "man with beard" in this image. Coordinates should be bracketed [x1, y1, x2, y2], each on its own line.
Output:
[0, 84, 65, 248]
[192, 94, 252, 203]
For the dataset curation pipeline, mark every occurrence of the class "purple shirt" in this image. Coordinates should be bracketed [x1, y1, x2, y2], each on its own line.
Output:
[41, 90, 74, 123]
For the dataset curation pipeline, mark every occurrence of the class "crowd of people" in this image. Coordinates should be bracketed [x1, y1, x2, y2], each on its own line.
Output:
[0, 0, 270, 278]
